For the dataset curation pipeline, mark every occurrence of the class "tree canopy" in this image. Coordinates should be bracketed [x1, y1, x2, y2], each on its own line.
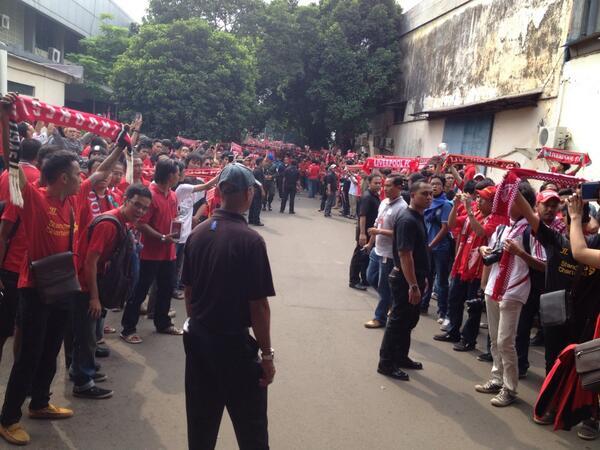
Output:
[75, 0, 403, 147]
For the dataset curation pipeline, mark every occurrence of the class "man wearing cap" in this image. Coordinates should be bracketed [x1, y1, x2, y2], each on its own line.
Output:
[182, 163, 276, 449]
[435, 180, 508, 348]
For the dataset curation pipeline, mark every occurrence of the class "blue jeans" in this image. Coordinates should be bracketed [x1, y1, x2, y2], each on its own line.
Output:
[71, 292, 97, 391]
[308, 179, 318, 198]
[374, 255, 395, 323]
[366, 251, 380, 289]
[420, 248, 451, 317]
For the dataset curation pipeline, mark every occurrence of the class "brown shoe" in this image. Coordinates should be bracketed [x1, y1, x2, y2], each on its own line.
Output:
[0, 423, 30, 445]
[29, 404, 73, 420]
[364, 319, 385, 329]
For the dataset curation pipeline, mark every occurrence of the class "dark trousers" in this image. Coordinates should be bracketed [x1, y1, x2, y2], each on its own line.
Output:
[324, 192, 336, 216]
[516, 288, 541, 373]
[184, 329, 268, 450]
[122, 259, 176, 335]
[379, 269, 422, 367]
[0, 270, 19, 338]
[349, 244, 369, 285]
[280, 188, 296, 213]
[446, 276, 480, 340]
[1, 289, 70, 426]
[70, 292, 97, 391]
[262, 182, 275, 208]
[543, 324, 571, 374]
[276, 177, 283, 199]
[249, 190, 263, 224]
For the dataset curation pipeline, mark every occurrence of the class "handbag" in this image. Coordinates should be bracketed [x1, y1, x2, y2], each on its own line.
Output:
[539, 265, 582, 327]
[575, 338, 600, 392]
[29, 207, 81, 304]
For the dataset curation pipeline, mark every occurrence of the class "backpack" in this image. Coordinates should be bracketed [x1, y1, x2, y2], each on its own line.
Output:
[87, 214, 135, 309]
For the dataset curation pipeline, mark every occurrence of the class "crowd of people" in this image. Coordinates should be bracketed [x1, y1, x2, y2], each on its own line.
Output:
[0, 87, 597, 448]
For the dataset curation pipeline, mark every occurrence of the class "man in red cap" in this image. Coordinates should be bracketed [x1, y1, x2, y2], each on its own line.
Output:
[435, 180, 507, 349]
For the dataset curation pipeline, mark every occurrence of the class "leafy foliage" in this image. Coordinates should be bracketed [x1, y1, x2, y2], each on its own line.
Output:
[111, 19, 256, 141]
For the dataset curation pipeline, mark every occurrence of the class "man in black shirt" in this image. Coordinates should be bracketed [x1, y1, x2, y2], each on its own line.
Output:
[349, 174, 381, 290]
[323, 165, 338, 217]
[262, 159, 276, 211]
[514, 191, 600, 373]
[182, 163, 276, 450]
[249, 157, 266, 226]
[378, 181, 432, 381]
[280, 159, 300, 214]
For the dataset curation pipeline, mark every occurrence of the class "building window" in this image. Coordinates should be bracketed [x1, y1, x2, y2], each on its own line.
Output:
[442, 114, 494, 157]
[7, 81, 34, 96]
[570, 0, 600, 41]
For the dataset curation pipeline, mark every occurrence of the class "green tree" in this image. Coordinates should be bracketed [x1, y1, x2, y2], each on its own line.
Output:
[67, 15, 131, 101]
[112, 19, 257, 141]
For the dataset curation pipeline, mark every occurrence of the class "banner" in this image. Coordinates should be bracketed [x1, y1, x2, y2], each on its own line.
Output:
[362, 156, 428, 172]
[10, 95, 124, 140]
[537, 147, 591, 167]
[142, 168, 221, 179]
[230, 142, 243, 155]
[443, 154, 520, 171]
[176, 136, 203, 147]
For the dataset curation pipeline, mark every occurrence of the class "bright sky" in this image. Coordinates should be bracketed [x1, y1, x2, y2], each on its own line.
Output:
[116, 0, 423, 23]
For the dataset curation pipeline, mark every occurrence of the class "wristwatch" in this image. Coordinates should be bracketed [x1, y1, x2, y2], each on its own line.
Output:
[261, 348, 275, 361]
[160, 234, 166, 242]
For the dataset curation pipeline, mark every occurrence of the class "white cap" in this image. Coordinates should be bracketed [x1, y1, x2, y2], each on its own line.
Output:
[474, 172, 485, 180]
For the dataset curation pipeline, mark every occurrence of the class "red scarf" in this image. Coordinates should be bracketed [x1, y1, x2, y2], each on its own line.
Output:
[442, 154, 520, 171]
[511, 168, 586, 187]
[537, 147, 591, 167]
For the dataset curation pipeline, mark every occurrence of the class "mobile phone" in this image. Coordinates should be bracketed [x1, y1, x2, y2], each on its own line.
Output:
[581, 182, 600, 201]
[170, 219, 182, 240]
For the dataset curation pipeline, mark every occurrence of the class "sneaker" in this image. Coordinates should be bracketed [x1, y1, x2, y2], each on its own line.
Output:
[437, 317, 444, 324]
[0, 423, 30, 445]
[73, 386, 113, 400]
[95, 346, 110, 358]
[475, 380, 502, 394]
[440, 318, 451, 331]
[433, 333, 460, 343]
[577, 419, 599, 440]
[490, 388, 517, 407]
[453, 341, 476, 352]
[29, 404, 73, 420]
[364, 319, 385, 329]
[477, 352, 493, 362]
[533, 411, 556, 425]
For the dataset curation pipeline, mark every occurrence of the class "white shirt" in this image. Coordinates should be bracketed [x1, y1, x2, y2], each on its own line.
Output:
[484, 218, 544, 303]
[374, 196, 408, 258]
[176, 183, 205, 243]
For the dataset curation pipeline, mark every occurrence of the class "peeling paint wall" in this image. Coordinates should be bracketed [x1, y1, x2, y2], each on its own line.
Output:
[401, 0, 571, 117]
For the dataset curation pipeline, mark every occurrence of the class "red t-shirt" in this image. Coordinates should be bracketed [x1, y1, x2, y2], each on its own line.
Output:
[308, 164, 320, 180]
[17, 178, 93, 288]
[77, 208, 124, 292]
[109, 187, 123, 205]
[1, 204, 27, 274]
[138, 183, 177, 261]
[451, 212, 507, 281]
[0, 163, 40, 201]
[78, 189, 121, 230]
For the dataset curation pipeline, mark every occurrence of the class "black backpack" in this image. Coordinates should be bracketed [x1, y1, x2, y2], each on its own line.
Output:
[87, 214, 135, 309]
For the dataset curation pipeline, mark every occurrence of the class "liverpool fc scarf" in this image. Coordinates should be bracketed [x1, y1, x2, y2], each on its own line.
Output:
[443, 154, 520, 171]
[537, 147, 591, 167]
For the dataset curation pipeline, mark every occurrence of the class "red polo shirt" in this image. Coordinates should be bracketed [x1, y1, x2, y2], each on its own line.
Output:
[77, 208, 125, 292]
[1, 204, 27, 274]
[308, 163, 320, 180]
[139, 183, 177, 261]
[17, 178, 93, 288]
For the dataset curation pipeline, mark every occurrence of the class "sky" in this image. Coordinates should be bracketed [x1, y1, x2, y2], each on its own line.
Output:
[116, 0, 423, 23]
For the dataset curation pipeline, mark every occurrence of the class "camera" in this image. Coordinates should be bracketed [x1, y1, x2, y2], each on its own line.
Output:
[483, 248, 503, 266]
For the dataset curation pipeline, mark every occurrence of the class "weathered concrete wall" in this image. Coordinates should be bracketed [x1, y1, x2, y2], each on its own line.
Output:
[400, 0, 571, 117]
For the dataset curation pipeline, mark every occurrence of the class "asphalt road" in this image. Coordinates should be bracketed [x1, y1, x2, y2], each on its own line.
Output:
[0, 193, 593, 449]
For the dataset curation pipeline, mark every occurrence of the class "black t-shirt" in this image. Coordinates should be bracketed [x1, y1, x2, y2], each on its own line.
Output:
[535, 222, 600, 337]
[253, 167, 265, 184]
[182, 210, 276, 335]
[324, 172, 338, 192]
[283, 166, 300, 188]
[392, 208, 430, 282]
[359, 190, 381, 229]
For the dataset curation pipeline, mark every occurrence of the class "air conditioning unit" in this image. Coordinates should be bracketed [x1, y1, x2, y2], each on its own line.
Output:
[48, 47, 62, 63]
[384, 138, 394, 149]
[538, 126, 570, 149]
[1, 15, 9, 30]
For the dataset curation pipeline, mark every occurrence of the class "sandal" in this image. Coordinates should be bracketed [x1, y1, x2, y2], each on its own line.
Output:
[120, 333, 143, 344]
[158, 326, 183, 336]
[104, 326, 116, 334]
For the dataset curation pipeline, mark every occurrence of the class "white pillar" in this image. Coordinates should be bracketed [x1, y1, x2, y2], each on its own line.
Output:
[0, 42, 7, 94]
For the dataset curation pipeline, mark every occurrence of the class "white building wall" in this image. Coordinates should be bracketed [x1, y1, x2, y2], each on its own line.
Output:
[7, 56, 69, 105]
[389, 119, 445, 158]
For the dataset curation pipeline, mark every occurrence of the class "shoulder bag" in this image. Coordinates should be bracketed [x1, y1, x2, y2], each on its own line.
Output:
[30, 207, 81, 304]
[575, 338, 600, 392]
[539, 265, 582, 327]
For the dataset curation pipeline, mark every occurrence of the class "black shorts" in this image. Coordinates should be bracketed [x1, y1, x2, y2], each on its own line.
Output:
[0, 269, 20, 337]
